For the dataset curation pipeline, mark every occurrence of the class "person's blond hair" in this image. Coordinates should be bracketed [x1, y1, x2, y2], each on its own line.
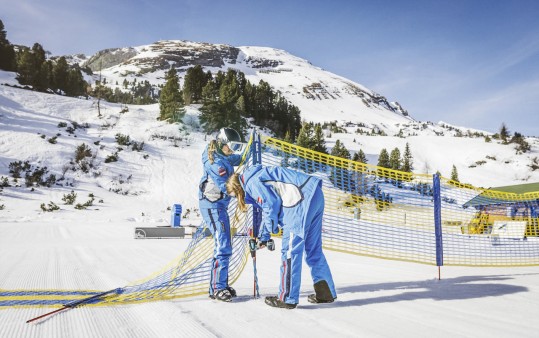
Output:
[207, 140, 218, 164]
[226, 173, 246, 212]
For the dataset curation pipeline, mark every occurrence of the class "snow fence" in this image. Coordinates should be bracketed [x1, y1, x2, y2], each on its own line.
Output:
[2, 132, 539, 309]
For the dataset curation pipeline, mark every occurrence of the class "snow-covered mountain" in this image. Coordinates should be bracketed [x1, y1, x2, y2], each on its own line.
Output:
[75, 40, 412, 128]
[1, 40, 539, 222]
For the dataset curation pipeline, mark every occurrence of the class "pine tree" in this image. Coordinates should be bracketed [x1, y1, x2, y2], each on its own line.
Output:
[294, 122, 315, 173]
[52, 57, 69, 93]
[199, 78, 223, 132]
[296, 122, 314, 149]
[329, 140, 352, 191]
[450, 165, 459, 182]
[287, 105, 302, 141]
[0, 20, 16, 71]
[510, 132, 531, 153]
[500, 123, 510, 144]
[16, 43, 50, 91]
[377, 148, 390, 168]
[159, 67, 184, 122]
[218, 69, 245, 133]
[402, 142, 413, 172]
[202, 78, 218, 103]
[389, 147, 401, 170]
[352, 149, 367, 163]
[312, 124, 327, 154]
[66, 66, 87, 97]
[331, 140, 350, 159]
[183, 65, 208, 104]
[31, 43, 49, 91]
[16, 48, 35, 85]
[281, 130, 292, 168]
[199, 100, 225, 133]
[283, 130, 292, 144]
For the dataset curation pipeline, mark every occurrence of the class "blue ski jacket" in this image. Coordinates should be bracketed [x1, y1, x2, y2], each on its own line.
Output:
[198, 145, 242, 210]
[239, 164, 322, 240]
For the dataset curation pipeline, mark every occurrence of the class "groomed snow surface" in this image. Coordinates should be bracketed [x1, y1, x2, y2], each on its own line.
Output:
[1, 71, 539, 337]
[2, 220, 539, 337]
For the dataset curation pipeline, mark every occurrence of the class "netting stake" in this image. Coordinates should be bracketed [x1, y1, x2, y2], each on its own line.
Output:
[26, 288, 121, 324]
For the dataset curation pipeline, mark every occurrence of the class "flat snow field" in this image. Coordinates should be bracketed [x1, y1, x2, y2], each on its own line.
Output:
[1, 220, 539, 338]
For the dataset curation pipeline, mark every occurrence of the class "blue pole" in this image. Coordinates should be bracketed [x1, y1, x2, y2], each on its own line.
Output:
[252, 131, 261, 166]
[250, 131, 262, 297]
[433, 173, 444, 275]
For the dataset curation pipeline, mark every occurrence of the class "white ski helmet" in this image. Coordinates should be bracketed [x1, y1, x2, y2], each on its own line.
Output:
[216, 128, 246, 153]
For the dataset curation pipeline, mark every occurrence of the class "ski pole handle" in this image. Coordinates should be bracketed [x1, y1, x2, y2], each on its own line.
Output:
[249, 238, 257, 257]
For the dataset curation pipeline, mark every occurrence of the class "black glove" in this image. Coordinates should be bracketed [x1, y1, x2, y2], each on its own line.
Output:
[261, 239, 275, 251]
[250, 239, 275, 251]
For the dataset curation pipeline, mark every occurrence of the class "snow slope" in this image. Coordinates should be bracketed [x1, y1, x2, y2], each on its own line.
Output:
[1, 70, 539, 337]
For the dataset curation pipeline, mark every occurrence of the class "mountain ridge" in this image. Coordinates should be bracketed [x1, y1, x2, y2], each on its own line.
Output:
[65, 40, 412, 129]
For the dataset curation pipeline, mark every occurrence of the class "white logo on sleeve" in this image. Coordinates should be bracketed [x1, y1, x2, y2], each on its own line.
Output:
[266, 181, 303, 207]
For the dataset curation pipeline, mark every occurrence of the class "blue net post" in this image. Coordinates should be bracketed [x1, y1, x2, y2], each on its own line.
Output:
[249, 131, 264, 297]
[171, 204, 182, 227]
[433, 174, 443, 277]
[252, 131, 262, 166]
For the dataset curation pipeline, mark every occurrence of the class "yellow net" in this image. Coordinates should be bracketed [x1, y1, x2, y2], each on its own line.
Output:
[4, 133, 539, 310]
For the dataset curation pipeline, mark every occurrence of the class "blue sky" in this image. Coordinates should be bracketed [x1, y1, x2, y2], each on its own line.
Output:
[2, 0, 539, 136]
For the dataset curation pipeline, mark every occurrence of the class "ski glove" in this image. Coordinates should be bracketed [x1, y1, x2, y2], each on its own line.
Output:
[258, 239, 275, 251]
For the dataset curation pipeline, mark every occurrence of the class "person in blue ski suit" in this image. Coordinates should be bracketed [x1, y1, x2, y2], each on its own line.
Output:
[226, 164, 337, 309]
[199, 128, 246, 302]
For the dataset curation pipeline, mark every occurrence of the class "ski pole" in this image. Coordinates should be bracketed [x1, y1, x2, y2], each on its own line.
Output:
[249, 238, 260, 298]
[26, 288, 121, 323]
[248, 238, 276, 298]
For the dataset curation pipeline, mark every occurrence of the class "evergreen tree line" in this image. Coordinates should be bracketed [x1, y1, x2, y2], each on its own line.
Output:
[90, 78, 158, 105]
[376, 143, 414, 172]
[0, 19, 87, 97]
[494, 123, 531, 153]
[159, 65, 302, 139]
[290, 121, 416, 172]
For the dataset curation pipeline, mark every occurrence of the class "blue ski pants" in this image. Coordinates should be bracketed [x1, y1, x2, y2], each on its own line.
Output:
[201, 208, 232, 295]
[278, 188, 337, 304]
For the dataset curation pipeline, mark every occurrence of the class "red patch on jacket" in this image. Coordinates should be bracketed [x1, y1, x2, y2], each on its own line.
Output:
[257, 197, 263, 204]
[218, 167, 226, 176]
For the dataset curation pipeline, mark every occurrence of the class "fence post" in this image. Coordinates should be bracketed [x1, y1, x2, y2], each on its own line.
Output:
[252, 131, 261, 165]
[248, 131, 263, 297]
[433, 173, 444, 279]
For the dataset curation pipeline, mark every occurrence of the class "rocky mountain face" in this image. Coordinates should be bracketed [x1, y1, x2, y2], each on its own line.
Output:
[83, 41, 241, 73]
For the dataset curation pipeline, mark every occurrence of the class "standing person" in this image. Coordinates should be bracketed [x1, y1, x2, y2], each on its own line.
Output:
[226, 164, 337, 309]
[199, 127, 246, 302]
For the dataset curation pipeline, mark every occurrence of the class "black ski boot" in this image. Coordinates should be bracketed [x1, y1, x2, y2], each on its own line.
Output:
[264, 296, 297, 309]
[212, 289, 233, 302]
[226, 286, 237, 298]
[308, 280, 336, 304]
